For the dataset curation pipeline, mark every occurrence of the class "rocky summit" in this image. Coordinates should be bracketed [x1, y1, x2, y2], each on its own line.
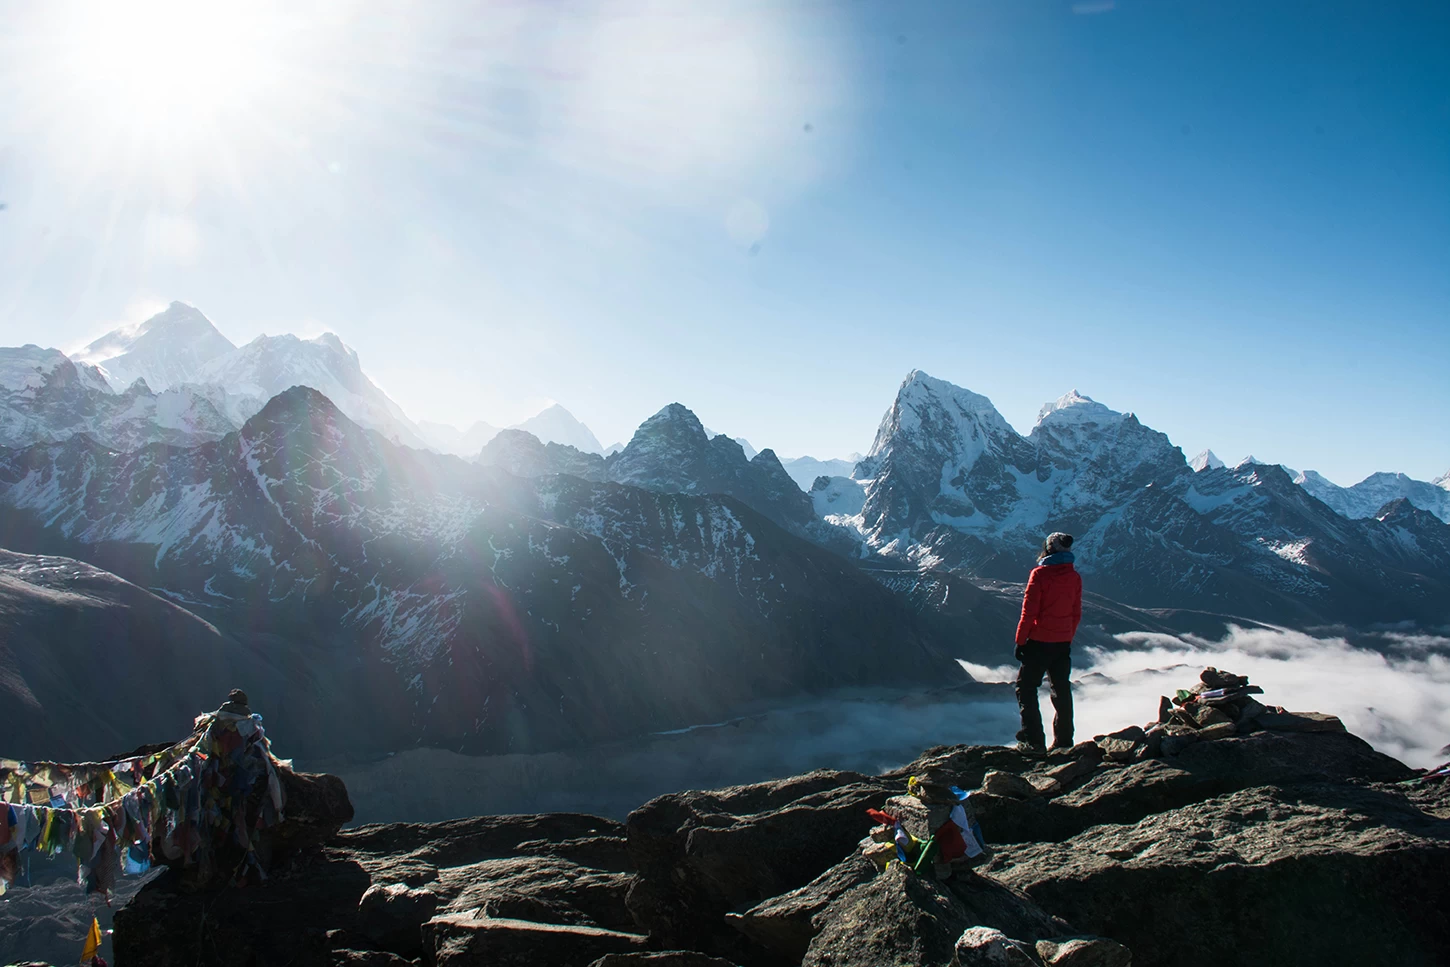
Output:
[88, 711, 1449, 967]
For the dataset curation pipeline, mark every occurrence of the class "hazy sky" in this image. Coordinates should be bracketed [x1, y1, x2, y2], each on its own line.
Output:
[0, 0, 1446, 482]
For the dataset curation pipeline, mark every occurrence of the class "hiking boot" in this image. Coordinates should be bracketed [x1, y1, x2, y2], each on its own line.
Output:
[1014, 739, 1046, 756]
[1048, 741, 1076, 755]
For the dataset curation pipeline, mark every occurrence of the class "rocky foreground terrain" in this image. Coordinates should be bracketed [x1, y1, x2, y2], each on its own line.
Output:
[42, 711, 1441, 967]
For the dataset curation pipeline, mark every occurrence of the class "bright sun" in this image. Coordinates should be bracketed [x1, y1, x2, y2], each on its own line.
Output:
[56, 0, 283, 130]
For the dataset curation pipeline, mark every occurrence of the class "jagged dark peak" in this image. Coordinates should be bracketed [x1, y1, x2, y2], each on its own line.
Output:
[708, 433, 747, 459]
[749, 448, 789, 472]
[123, 377, 152, 397]
[477, 428, 607, 481]
[1373, 496, 1447, 527]
[639, 402, 707, 435]
[484, 427, 546, 451]
[242, 385, 346, 433]
[614, 403, 711, 466]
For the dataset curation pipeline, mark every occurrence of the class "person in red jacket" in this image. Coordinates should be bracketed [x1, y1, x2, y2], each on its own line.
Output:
[1013, 532, 1083, 754]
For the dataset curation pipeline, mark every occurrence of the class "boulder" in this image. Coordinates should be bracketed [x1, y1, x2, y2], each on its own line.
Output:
[726, 848, 878, 961]
[425, 912, 648, 967]
[624, 770, 892, 960]
[800, 864, 971, 967]
[1256, 711, 1347, 733]
[952, 927, 1038, 966]
[1095, 728, 1145, 764]
[981, 771, 1040, 800]
[1196, 722, 1236, 741]
[114, 806, 632, 967]
[798, 864, 1070, 967]
[357, 882, 440, 956]
[1187, 704, 1232, 729]
[988, 783, 1450, 966]
[1035, 937, 1132, 966]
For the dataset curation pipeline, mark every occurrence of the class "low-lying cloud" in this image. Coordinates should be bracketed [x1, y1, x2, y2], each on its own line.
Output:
[964, 625, 1450, 769]
[324, 625, 1449, 824]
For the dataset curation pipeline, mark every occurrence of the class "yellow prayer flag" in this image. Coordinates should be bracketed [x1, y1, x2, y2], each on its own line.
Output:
[79, 915, 102, 962]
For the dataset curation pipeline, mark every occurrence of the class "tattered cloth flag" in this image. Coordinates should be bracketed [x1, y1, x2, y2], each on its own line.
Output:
[80, 915, 103, 962]
[0, 702, 287, 897]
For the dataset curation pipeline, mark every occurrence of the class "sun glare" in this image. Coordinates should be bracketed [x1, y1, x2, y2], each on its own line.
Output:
[56, 0, 281, 129]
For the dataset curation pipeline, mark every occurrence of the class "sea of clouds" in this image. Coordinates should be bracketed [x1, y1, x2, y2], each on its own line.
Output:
[331, 625, 1450, 823]
[963, 624, 1450, 769]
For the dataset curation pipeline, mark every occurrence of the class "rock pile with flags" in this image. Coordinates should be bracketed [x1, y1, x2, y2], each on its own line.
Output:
[1086, 666, 1352, 764]
[0, 691, 287, 899]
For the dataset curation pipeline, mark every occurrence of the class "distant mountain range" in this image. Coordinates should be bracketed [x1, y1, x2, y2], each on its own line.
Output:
[0, 388, 971, 759]
[2, 310, 1448, 761]
[815, 372, 1450, 627]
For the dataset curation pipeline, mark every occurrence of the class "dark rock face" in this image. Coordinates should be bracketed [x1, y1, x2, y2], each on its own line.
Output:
[990, 783, 1450, 966]
[477, 429, 607, 481]
[104, 726, 1450, 967]
[624, 771, 895, 962]
[606, 403, 814, 530]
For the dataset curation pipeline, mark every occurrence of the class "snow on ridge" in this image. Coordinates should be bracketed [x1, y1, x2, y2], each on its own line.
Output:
[0, 346, 70, 395]
[1190, 449, 1225, 472]
[1035, 389, 1123, 426]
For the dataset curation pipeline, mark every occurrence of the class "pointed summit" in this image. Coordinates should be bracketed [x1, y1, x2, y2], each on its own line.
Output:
[1035, 389, 1123, 427]
[510, 404, 603, 454]
[1190, 449, 1225, 472]
[859, 370, 1017, 479]
[74, 302, 236, 391]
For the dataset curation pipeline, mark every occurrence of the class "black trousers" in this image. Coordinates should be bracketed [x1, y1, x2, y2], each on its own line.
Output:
[1015, 640, 1073, 747]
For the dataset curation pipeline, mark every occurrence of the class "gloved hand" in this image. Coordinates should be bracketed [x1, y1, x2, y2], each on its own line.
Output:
[1014, 645, 1025, 663]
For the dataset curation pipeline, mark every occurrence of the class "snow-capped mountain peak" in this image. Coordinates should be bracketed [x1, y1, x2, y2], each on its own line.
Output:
[197, 331, 429, 449]
[1295, 468, 1450, 524]
[74, 301, 236, 391]
[859, 370, 1018, 479]
[510, 404, 603, 455]
[1190, 449, 1226, 472]
[1435, 470, 1450, 491]
[1, 345, 110, 397]
[1035, 389, 1124, 427]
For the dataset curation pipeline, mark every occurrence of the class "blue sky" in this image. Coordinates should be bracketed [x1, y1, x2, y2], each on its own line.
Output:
[0, 0, 1446, 483]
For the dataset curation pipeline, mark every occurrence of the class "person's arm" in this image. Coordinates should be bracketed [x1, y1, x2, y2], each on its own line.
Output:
[1066, 571, 1083, 639]
[1015, 570, 1042, 646]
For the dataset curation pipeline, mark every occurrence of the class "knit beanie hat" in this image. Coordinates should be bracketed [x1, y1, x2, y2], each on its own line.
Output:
[1043, 532, 1074, 556]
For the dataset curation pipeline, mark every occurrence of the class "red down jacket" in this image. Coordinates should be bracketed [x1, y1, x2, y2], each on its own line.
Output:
[1014, 562, 1083, 645]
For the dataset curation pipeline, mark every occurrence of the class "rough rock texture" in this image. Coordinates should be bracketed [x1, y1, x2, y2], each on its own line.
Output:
[953, 927, 1038, 966]
[424, 913, 648, 967]
[1035, 937, 1132, 966]
[104, 726, 1450, 967]
[726, 849, 879, 961]
[624, 770, 896, 962]
[591, 953, 742, 967]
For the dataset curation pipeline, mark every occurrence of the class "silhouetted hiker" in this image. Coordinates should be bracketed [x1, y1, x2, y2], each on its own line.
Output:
[1013, 532, 1082, 755]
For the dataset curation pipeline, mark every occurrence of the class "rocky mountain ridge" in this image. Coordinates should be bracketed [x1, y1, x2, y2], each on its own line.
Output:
[65, 712, 1450, 967]
[476, 403, 814, 533]
[827, 371, 1450, 627]
[1294, 467, 1450, 523]
[0, 345, 240, 451]
[0, 387, 971, 761]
